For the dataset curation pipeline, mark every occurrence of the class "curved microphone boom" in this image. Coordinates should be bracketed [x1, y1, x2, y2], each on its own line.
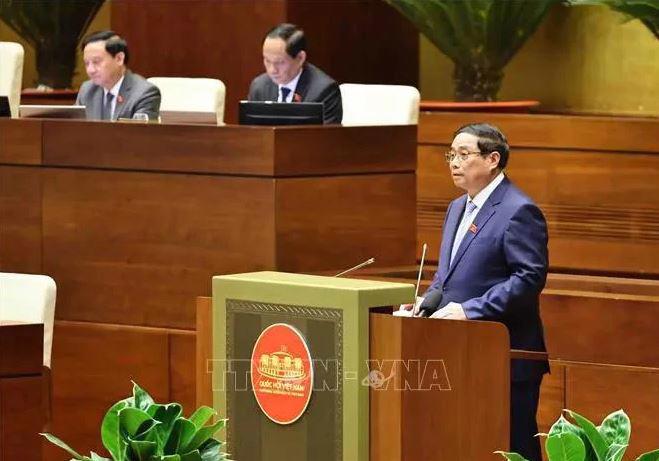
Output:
[334, 257, 375, 277]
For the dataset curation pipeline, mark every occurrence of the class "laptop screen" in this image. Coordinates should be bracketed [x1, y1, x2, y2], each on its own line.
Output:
[19, 105, 86, 119]
[239, 101, 323, 126]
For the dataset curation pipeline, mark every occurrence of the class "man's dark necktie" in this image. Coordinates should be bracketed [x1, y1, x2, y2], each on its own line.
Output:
[101, 92, 114, 120]
[280, 87, 291, 102]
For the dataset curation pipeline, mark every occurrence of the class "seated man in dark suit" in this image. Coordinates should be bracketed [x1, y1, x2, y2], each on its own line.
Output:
[77, 30, 160, 121]
[248, 23, 342, 124]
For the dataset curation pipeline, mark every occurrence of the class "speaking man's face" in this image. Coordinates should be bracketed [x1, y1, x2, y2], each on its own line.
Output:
[448, 132, 500, 197]
[262, 37, 305, 86]
[83, 41, 125, 90]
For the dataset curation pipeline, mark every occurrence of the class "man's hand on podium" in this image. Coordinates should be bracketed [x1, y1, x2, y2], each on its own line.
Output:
[393, 297, 424, 317]
[429, 302, 467, 320]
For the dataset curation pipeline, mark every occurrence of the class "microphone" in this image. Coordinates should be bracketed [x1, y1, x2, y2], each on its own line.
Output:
[412, 243, 428, 316]
[334, 257, 375, 277]
[418, 289, 444, 317]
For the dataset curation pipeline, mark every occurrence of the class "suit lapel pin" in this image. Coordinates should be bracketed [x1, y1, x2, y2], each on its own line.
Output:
[293, 93, 302, 103]
[117, 95, 124, 104]
[469, 223, 478, 234]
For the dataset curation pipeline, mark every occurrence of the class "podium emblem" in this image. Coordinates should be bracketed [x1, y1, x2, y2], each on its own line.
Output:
[250, 323, 313, 424]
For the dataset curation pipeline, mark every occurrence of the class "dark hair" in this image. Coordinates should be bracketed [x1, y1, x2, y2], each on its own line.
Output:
[454, 123, 510, 169]
[264, 23, 306, 58]
[81, 30, 130, 65]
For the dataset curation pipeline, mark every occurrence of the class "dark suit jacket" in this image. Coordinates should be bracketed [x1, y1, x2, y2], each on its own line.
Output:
[76, 71, 161, 121]
[248, 63, 342, 124]
[425, 176, 550, 382]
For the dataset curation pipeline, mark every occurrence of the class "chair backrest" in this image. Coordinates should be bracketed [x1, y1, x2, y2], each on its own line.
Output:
[0, 42, 25, 118]
[339, 83, 420, 126]
[147, 77, 226, 125]
[0, 272, 56, 367]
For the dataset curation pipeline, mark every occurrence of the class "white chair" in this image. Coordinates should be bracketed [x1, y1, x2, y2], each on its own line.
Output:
[339, 83, 420, 126]
[0, 42, 25, 118]
[0, 272, 56, 368]
[147, 77, 226, 125]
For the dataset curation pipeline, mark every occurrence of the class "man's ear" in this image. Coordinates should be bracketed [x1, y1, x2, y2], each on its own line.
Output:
[489, 151, 501, 171]
[296, 50, 307, 66]
[115, 51, 125, 66]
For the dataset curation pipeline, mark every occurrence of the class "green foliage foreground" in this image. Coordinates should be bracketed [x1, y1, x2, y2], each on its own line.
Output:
[496, 409, 659, 461]
[41, 382, 229, 461]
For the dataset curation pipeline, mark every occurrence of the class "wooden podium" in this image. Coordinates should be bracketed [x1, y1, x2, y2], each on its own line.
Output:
[209, 272, 509, 461]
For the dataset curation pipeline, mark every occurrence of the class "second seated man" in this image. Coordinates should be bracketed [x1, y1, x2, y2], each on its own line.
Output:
[248, 23, 343, 124]
[77, 30, 161, 121]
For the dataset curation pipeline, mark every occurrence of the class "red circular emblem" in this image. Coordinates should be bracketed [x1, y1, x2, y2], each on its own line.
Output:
[251, 323, 313, 424]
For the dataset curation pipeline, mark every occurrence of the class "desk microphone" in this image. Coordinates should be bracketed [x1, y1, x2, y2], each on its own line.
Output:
[334, 257, 375, 277]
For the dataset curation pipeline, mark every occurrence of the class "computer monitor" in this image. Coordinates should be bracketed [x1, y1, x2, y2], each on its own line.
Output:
[239, 101, 323, 126]
[19, 104, 86, 119]
[0, 96, 10, 117]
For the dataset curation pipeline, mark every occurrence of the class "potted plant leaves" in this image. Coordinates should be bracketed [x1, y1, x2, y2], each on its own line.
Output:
[568, 0, 658, 38]
[382, 0, 558, 102]
[41, 382, 229, 461]
[497, 409, 659, 461]
[0, 0, 105, 89]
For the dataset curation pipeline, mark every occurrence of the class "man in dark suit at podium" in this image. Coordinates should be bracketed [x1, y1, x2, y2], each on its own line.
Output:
[248, 23, 342, 124]
[402, 123, 549, 461]
[77, 30, 161, 121]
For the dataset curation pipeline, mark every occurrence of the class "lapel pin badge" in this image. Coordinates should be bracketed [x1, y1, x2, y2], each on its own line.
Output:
[469, 223, 478, 234]
[293, 93, 302, 103]
[117, 95, 124, 104]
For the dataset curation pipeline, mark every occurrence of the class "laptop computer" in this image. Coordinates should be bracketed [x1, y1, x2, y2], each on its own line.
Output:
[19, 104, 86, 119]
[239, 101, 323, 126]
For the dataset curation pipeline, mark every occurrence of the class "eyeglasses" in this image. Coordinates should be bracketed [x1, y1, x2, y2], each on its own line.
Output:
[445, 149, 483, 164]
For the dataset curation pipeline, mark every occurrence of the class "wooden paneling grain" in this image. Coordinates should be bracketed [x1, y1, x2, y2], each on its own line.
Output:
[42, 121, 276, 175]
[49, 322, 173, 459]
[369, 314, 402, 461]
[541, 291, 659, 367]
[0, 166, 42, 273]
[273, 125, 416, 176]
[537, 362, 565, 435]
[275, 173, 416, 272]
[0, 376, 43, 461]
[169, 332, 196, 415]
[0, 119, 42, 165]
[195, 297, 213, 409]
[418, 112, 659, 152]
[43, 168, 275, 329]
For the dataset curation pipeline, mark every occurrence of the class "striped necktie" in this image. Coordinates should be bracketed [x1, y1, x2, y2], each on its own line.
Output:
[450, 200, 477, 265]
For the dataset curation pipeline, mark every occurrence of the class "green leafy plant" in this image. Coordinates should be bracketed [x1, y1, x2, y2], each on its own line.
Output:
[567, 0, 659, 39]
[0, 0, 105, 88]
[41, 382, 229, 461]
[496, 409, 659, 461]
[382, 0, 557, 101]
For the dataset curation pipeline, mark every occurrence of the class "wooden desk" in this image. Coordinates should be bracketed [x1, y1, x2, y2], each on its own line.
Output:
[0, 322, 43, 461]
[0, 119, 417, 460]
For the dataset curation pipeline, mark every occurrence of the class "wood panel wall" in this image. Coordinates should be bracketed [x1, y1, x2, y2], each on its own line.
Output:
[0, 119, 416, 461]
[417, 112, 659, 277]
[111, 0, 418, 123]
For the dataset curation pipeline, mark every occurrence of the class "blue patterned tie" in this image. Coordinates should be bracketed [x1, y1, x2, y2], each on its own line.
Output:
[450, 200, 477, 265]
[280, 87, 291, 102]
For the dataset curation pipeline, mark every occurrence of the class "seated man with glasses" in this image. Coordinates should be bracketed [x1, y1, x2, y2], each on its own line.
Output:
[400, 123, 549, 461]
